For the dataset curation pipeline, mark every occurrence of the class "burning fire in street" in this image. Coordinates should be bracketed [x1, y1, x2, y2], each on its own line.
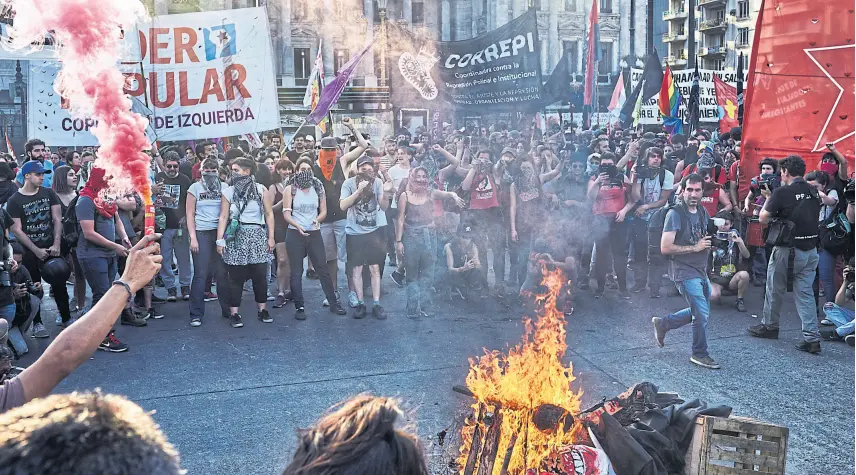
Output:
[457, 269, 583, 475]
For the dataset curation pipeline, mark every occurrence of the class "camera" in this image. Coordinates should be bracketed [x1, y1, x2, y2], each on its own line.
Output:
[750, 173, 780, 195]
[846, 265, 855, 283]
[844, 178, 854, 205]
[634, 164, 661, 181]
[597, 163, 618, 179]
[0, 261, 9, 288]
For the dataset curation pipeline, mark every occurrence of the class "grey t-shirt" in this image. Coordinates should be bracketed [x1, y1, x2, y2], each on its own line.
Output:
[289, 187, 320, 231]
[188, 181, 227, 231]
[340, 177, 387, 235]
[0, 377, 25, 413]
[664, 206, 709, 281]
[76, 196, 116, 259]
[222, 184, 267, 225]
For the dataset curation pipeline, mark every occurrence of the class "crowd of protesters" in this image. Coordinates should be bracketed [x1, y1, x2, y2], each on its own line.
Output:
[0, 116, 852, 368]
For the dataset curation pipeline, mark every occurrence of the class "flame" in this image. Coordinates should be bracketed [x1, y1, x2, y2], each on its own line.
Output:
[458, 268, 583, 475]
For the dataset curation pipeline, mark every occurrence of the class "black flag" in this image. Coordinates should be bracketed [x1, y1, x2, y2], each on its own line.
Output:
[640, 49, 664, 102]
[619, 80, 642, 128]
[530, 49, 572, 111]
[687, 62, 701, 132]
[736, 52, 745, 125]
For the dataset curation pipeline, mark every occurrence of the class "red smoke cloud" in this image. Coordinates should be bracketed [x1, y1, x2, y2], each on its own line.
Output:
[4, 0, 152, 202]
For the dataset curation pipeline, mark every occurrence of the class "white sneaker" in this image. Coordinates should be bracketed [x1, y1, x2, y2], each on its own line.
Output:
[31, 322, 49, 338]
[348, 291, 359, 308]
[322, 298, 329, 307]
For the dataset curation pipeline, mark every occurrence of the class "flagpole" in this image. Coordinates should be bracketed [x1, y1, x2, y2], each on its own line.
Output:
[290, 118, 308, 147]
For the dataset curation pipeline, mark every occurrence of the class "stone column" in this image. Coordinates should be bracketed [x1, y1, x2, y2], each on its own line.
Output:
[402, 0, 412, 24]
[441, 0, 451, 41]
[425, 0, 441, 40]
[364, 0, 377, 86]
[549, 0, 560, 70]
[279, 0, 294, 84]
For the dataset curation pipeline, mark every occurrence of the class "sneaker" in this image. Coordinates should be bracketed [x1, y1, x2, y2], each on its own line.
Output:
[747, 324, 779, 339]
[190, 317, 202, 327]
[31, 322, 49, 338]
[593, 288, 605, 299]
[605, 275, 618, 289]
[167, 288, 178, 302]
[690, 355, 721, 369]
[735, 298, 746, 312]
[273, 293, 289, 308]
[820, 319, 835, 326]
[353, 304, 367, 319]
[329, 302, 347, 315]
[258, 309, 273, 323]
[649, 288, 661, 299]
[372, 304, 387, 320]
[561, 300, 574, 316]
[652, 317, 666, 348]
[151, 293, 167, 304]
[453, 287, 467, 301]
[229, 313, 244, 328]
[348, 291, 360, 308]
[390, 270, 405, 288]
[419, 308, 433, 318]
[321, 290, 333, 306]
[629, 282, 646, 293]
[146, 308, 164, 320]
[55, 315, 63, 325]
[120, 309, 147, 327]
[203, 291, 218, 302]
[820, 328, 843, 341]
[406, 309, 420, 319]
[306, 269, 319, 280]
[181, 286, 191, 300]
[619, 290, 632, 300]
[98, 331, 129, 353]
[845, 335, 854, 347]
[295, 307, 306, 320]
[818, 287, 825, 297]
[795, 340, 821, 354]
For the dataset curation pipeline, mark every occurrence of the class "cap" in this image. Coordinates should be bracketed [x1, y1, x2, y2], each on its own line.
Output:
[21, 160, 51, 175]
[501, 147, 517, 158]
[320, 137, 338, 149]
[356, 154, 374, 168]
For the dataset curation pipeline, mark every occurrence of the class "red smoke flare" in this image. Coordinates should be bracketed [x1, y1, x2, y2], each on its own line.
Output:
[3, 0, 152, 202]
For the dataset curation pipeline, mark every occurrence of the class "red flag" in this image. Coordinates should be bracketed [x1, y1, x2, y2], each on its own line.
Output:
[4, 132, 14, 159]
[741, 0, 854, 199]
[583, 0, 600, 107]
[713, 75, 739, 132]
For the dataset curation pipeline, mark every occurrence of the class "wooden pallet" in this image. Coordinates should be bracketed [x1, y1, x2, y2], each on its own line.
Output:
[684, 416, 788, 475]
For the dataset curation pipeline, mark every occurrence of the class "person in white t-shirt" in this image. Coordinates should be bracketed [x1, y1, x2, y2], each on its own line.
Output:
[385, 146, 413, 271]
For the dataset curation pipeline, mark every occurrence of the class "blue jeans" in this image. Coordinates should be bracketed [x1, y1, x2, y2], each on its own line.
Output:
[159, 228, 192, 290]
[403, 226, 436, 312]
[662, 277, 711, 358]
[189, 230, 230, 319]
[78, 255, 117, 308]
[817, 248, 837, 300]
[823, 303, 855, 337]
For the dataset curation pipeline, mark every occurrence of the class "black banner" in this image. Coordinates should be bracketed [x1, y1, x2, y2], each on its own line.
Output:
[387, 9, 543, 111]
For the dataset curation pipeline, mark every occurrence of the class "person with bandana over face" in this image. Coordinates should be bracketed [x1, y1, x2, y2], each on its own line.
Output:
[269, 159, 295, 308]
[76, 168, 146, 353]
[217, 158, 276, 328]
[283, 158, 348, 319]
[313, 118, 368, 309]
[186, 158, 232, 327]
[395, 166, 466, 318]
[155, 152, 193, 302]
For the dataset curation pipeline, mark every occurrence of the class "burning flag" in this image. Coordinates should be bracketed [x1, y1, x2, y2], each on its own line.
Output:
[2, 0, 152, 205]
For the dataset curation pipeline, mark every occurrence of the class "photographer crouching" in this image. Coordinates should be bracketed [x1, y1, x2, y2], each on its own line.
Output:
[2, 243, 43, 356]
[747, 155, 823, 353]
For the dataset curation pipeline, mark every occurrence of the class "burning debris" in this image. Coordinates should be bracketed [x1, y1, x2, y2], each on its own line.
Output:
[455, 269, 586, 475]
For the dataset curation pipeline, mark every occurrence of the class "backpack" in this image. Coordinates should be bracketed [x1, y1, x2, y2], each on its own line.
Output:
[819, 199, 851, 255]
[61, 195, 80, 248]
[646, 192, 681, 256]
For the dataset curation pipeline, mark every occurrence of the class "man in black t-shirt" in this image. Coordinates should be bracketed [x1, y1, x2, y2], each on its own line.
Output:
[155, 152, 193, 301]
[748, 155, 823, 353]
[7, 161, 71, 336]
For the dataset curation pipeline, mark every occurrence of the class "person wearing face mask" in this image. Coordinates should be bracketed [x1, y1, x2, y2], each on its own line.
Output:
[386, 146, 414, 275]
[395, 166, 465, 318]
[697, 167, 732, 217]
[340, 155, 389, 320]
[805, 170, 842, 304]
[269, 159, 295, 308]
[629, 147, 675, 298]
[186, 159, 231, 327]
[820, 143, 849, 195]
[155, 152, 193, 302]
[217, 157, 276, 328]
[284, 158, 347, 319]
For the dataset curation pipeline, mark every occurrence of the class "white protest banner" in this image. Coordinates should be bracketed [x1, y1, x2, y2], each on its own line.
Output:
[27, 7, 279, 145]
[628, 68, 745, 125]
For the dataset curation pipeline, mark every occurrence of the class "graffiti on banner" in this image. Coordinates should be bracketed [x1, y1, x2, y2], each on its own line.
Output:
[26, 7, 279, 145]
[629, 68, 746, 125]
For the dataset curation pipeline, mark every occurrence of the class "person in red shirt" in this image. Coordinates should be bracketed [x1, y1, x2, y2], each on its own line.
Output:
[586, 153, 635, 299]
[460, 149, 505, 293]
[699, 167, 733, 217]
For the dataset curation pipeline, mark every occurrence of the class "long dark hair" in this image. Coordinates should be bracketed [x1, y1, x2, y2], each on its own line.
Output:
[283, 395, 428, 475]
[52, 165, 75, 194]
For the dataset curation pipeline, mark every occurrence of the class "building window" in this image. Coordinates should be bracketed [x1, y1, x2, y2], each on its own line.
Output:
[412, 1, 425, 23]
[598, 41, 613, 74]
[294, 47, 311, 86]
[293, 0, 309, 21]
[737, 27, 749, 45]
[738, 0, 750, 18]
[563, 41, 579, 73]
[565, 0, 577, 10]
[368, 0, 382, 23]
[334, 49, 350, 76]
[600, 0, 612, 13]
[713, 59, 724, 70]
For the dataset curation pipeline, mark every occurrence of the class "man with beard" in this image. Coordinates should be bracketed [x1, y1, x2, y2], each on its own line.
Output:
[340, 155, 389, 319]
[155, 152, 193, 302]
[629, 147, 674, 298]
[286, 135, 308, 162]
[314, 117, 367, 309]
[652, 173, 719, 369]
[15, 139, 53, 189]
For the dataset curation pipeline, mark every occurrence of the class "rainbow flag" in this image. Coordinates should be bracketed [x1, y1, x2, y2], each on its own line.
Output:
[658, 66, 683, 136]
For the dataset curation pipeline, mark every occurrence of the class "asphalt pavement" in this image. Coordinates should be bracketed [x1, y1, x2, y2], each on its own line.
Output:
[17, 268, 855, 475]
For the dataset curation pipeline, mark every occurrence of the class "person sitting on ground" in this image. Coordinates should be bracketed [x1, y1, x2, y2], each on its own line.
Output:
[0, 391, 183, 474]
[707, 211, 751, 311]
[283, 394, 428, 475]
[444, 221, 485, 300]
[820, 258, 855, 345]
[0, 234, 162, 413]
[3, 243, 43, 356]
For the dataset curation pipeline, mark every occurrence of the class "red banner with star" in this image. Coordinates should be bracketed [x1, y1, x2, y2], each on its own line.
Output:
[740, 0, 854, 199]
[714, 75, 739, 132]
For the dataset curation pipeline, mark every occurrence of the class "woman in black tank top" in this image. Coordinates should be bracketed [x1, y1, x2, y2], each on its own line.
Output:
[395, 167, 465, 318]
[269, 159, 294, 307]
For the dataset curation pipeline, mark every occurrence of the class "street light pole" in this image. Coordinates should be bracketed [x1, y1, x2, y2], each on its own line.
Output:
[378, 0, 388, 86]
